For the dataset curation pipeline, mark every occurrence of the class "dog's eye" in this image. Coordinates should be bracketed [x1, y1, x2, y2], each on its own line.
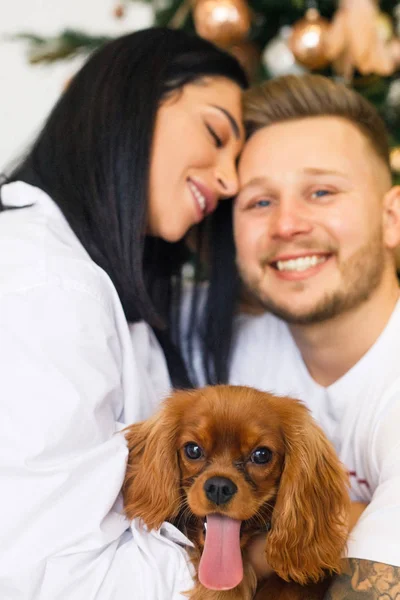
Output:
[184, 442, 203, 460]
[251, 447, 273, 465]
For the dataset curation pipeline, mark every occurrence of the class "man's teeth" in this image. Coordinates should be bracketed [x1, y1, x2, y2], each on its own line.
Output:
[189, 181, 206, 212]
[276, 255, 326, 272]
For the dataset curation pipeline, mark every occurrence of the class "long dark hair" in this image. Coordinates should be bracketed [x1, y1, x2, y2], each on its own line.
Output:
[1, 27, 247, 387]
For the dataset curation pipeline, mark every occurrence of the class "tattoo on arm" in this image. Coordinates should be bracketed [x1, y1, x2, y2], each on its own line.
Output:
[324, 559, 400, 600]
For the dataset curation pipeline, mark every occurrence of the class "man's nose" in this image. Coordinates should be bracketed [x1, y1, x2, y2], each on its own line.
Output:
[269, 199, 313, 239]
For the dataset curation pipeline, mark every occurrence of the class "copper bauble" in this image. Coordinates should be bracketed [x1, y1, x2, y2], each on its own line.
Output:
[193, 0, 251, 47]
[290, 8, 330, 70]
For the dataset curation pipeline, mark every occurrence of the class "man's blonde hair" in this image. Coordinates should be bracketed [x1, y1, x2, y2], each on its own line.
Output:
[244, 74, 391, 171]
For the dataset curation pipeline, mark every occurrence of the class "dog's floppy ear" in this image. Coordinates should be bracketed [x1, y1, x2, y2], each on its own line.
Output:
[123, 405, 181, 530]
[265, 398, 350, 584]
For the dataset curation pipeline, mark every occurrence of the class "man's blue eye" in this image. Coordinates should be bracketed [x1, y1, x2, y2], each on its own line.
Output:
[256, 199, 271, 208]
[313, 189, 330, 198]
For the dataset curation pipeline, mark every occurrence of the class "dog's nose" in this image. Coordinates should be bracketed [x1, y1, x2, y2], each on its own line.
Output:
[204, 476, 238, 505]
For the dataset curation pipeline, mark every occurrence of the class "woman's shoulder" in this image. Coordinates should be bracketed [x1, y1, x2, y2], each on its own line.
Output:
[0, 182, 117, 312]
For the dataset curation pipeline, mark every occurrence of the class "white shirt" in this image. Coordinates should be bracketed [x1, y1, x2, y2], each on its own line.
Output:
[230, 305, 400, 567]
[0, 182, 193, 600]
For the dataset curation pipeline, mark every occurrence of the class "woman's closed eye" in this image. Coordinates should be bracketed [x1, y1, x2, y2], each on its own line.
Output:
[205, 123, 223, 148]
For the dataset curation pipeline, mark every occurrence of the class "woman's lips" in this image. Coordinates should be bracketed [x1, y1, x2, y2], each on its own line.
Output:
[188, 178, 218, 218]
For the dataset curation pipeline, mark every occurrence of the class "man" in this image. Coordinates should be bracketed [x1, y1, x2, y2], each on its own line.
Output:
[231, 74, 400, 598]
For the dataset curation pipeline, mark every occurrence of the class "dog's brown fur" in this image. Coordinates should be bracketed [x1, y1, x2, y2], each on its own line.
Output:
[123, 385, 349, 599]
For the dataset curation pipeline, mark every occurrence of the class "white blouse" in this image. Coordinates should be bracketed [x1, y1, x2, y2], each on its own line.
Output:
[0, 182, 193, 599]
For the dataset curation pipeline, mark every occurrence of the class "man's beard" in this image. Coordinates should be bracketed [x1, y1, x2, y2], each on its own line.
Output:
[237, 230, 386, 325]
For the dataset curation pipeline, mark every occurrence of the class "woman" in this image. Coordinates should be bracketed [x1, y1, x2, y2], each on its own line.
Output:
[0, 27, 247, 599]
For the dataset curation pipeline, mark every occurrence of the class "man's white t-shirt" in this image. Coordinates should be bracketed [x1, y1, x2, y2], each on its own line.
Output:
[0, 182, 193, 599]
[230, 305, 400, 567]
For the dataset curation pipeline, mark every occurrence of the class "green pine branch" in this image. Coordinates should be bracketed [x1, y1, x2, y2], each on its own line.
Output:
[8, 30, 111, 63]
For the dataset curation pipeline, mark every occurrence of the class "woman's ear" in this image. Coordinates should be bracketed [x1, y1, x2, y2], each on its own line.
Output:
[123, 408, 181, 530]
[265, 399, 350, 585]
[382, 185, 400, 249]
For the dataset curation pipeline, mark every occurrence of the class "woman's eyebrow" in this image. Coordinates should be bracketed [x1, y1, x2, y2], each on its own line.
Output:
[210, 105, 241, 139]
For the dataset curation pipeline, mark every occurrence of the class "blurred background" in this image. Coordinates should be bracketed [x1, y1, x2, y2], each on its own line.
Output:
[1, 0, 400, 174]
[0, 0, 153, 171]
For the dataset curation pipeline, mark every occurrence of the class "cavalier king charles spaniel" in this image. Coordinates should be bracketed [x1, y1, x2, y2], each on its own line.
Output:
[123, 385, 349, 600]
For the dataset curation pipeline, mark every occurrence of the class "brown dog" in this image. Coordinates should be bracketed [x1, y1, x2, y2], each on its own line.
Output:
[123, 385, 349, 599]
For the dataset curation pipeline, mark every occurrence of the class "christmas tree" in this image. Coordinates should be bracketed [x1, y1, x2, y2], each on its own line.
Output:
[13, 0, 400, 175]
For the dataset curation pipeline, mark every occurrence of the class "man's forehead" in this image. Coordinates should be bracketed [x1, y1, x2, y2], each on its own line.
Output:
[242, 116, 364, 152]
[238, 117, 384, 187]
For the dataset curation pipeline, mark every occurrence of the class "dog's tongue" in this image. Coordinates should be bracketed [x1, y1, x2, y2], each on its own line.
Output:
[199, 514, 243, 590]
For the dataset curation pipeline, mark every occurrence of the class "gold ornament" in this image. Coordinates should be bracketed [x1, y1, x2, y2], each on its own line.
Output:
[289, 8, 330, 70]
[325, 0, 397, 80]
[390, 147, 400, 173]
[193, 0, 251, 47]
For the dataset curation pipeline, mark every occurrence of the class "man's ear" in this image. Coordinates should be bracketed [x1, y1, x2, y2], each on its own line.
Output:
[383, 185, 400, 249]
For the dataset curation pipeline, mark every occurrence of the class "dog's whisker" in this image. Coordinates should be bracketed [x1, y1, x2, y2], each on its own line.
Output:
[174, 498, 201, 534]
[175, 503, 190, 526]
[246, 513, 269, 532]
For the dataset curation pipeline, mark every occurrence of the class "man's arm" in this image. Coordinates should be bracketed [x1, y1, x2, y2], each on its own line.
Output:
[324, 559, 400, 599]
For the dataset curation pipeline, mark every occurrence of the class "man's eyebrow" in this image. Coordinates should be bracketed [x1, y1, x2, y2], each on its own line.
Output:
[211, 105, 241, 139]
[240, 169, 348, 190]
[303, 167, 348, 177]
[239, 177, 268, 192]
[238, 169, 349, 196]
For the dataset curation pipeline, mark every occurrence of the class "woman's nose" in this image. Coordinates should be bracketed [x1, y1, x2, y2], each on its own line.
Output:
[215, 157, 239, 199]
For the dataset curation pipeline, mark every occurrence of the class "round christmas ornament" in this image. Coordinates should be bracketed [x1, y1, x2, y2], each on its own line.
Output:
[289, 8, 330, 70]
[262, 26, 307, 77]
[193, 0, 251, 47]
